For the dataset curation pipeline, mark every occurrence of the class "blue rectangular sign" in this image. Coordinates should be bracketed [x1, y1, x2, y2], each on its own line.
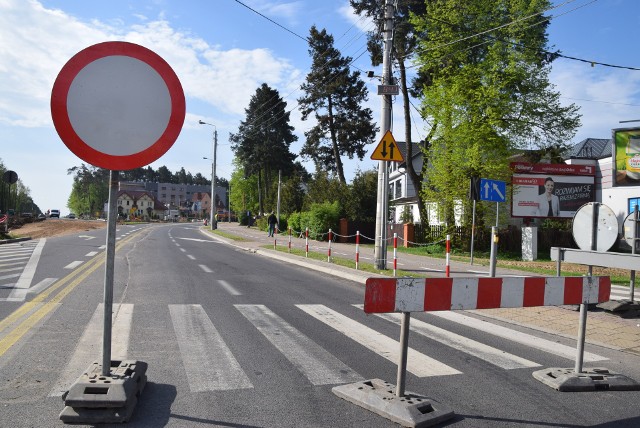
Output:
[480, 178, 506, 202]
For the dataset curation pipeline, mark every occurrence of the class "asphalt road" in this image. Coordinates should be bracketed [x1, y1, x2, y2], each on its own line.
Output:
[1, 223, 639, 427]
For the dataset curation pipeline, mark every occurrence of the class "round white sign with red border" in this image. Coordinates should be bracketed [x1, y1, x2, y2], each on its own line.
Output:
[51, 41, 185, 170]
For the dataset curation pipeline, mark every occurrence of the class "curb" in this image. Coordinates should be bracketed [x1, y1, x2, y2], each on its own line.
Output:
[198, 227, 383, 285]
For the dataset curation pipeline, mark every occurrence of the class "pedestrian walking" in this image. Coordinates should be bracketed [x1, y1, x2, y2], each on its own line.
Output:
[267, 212, 278, 237]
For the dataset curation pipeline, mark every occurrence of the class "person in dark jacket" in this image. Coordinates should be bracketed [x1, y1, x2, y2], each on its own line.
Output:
[267, 212, 278, 237]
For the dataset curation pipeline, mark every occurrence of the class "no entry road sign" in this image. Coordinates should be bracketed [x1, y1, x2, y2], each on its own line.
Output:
[51, 41, 185, 170]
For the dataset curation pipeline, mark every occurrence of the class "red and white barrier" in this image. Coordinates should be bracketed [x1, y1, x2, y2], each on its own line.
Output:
[364, 276, 611, 314]
[355, 231, 360, 270]
[393, 233, 398, 277]
[445, 234, 451, 277]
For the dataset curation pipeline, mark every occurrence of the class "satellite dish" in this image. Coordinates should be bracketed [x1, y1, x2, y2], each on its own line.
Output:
[623, 211, 640, 252]
[572, 202, 619, 252]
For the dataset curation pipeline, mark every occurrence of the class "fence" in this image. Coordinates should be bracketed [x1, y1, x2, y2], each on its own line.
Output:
[406, 223, 577, 255]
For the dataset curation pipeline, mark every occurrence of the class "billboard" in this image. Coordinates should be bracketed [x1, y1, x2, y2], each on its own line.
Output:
[511, 162, 595, 218]
[612, 127, 640, 187]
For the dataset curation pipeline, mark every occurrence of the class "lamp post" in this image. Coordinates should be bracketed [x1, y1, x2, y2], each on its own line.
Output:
[227, 183, 231, 223]
[199, 120, 217, 230]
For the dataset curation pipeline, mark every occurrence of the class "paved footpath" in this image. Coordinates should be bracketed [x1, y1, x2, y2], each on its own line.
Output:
[206, 222, 640, 356]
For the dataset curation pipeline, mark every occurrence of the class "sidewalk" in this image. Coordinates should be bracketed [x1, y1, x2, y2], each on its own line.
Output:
[207, 222, 640, 356]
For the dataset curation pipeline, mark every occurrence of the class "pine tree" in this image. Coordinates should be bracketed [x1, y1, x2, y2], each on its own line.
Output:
[230, 83, 298, 214]
[298, 26, 377, 184]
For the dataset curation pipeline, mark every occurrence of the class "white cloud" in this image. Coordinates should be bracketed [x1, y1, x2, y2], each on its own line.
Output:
[0, 0, 300, 128]
[551, 61, 640, 142]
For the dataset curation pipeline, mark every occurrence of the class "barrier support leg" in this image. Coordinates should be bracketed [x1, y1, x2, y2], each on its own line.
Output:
[396, 312, 410, 397]
[575, 303, 588, 373]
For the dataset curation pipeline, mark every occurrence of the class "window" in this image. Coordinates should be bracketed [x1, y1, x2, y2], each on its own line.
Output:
[395, 181, 402, 199]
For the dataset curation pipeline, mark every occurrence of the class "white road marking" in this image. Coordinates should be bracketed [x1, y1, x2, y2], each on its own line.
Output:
[218, 280, 241, 296]
[85, 251, 98, 257]
[169, 304, 253, 392]
[64, 261, 83, 269]
[187, 255, 195, 260]
[432, 311, 608, 362]
[49, 304, 133, 396]
[296, 304, 461, 377]
[14, 239, 46, 289]
[199, 264, 213, 273]
[371, 310, 540, 369]
[177, 237, 212, 243]
[6, 278, 58, 301]
[236, 305, 362, 385]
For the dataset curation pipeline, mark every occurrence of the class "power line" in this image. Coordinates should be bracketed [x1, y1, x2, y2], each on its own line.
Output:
[233, 0, 308, 42]
[229, 0, 377, 146]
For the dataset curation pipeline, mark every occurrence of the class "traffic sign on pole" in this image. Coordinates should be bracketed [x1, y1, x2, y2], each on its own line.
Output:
[50, 42, 185, 421]
[480, 178, 506, 202]
[371, 130, 404, 162]
[51, 41, 185, 170]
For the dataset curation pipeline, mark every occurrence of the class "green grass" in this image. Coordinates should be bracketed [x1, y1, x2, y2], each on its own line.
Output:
[261, 244, 425, 278]
[262, 242, 635, 286]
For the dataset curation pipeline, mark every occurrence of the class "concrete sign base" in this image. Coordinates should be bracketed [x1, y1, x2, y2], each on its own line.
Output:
[533, 367, 640, 392]
[332, 378, 454, 427]
[60, 360, 147, 424]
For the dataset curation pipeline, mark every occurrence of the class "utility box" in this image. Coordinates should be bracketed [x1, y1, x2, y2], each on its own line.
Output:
[522, 226, 538, 261]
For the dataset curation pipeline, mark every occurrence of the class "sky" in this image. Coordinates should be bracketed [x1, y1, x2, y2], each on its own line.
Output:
[1, 0, 639, 216]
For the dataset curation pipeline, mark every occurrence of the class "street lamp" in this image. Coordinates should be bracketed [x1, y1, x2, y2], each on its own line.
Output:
[199, 120, 217, 230]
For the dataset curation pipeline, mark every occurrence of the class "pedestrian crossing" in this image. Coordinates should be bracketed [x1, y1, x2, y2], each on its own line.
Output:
[0, 240, 41, 286]
[38, 301, 610, 396]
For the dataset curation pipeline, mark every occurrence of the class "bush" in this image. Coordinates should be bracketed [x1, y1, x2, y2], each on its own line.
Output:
[285, 202, 340, 240]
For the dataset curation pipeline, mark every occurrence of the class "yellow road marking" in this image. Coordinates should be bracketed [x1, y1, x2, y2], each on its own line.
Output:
[0, 231, 142, 357]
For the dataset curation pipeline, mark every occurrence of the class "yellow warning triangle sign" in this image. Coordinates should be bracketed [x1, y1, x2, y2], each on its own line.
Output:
[370, 130, 404, 162]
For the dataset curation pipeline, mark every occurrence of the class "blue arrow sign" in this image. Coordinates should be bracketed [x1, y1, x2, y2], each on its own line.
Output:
[480, 178, 506, 202]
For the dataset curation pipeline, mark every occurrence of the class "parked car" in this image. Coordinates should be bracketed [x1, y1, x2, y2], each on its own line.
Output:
[67, 213, 76, 219]
[50, 209, 60, 218]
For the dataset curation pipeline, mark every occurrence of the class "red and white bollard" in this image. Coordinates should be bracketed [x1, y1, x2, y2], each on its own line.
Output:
[393, 232, 398, 277]
[327, 229, 332, 262]
[305, 227, 309, 258]
[355, 230, 360, 270]
[274, 225, 278, 249]
[445, 234, 451, 277]
[288, 227, 292, 253]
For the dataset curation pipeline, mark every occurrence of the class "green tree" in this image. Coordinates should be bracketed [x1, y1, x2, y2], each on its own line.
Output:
[67, 164, 109, 217]
[344, 169, 378, 222]
[230, 83, 298, 214]
[303, 171, 348, 215]
[411, 0, 580, 225]
[298, 26, 377, 184]
[157, 165, 173, 183]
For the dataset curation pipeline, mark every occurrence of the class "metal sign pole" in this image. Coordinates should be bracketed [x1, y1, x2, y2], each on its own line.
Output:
[102, 170, 119, 376]
[630, 205, 638, 302]
[470, 200, 476, 265]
